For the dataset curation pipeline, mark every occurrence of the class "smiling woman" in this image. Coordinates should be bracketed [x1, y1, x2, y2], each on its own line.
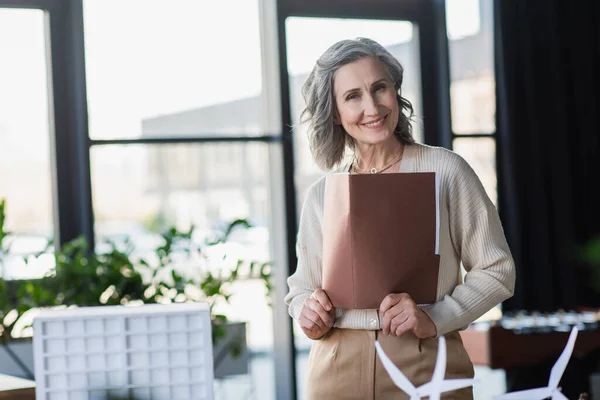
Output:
[285, 37, 516, 399]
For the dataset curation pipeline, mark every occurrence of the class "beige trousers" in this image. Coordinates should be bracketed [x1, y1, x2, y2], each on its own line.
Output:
[306, 329, 474, 400]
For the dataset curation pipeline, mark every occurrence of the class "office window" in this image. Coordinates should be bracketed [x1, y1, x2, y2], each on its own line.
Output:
[0, 9, 55, 279]
[447, 0, 495, 135]
[91, 143, 270, 241]
[83, 0, 265, 139]
[452, 137, 497, 205]
[447, 0, 497, 205]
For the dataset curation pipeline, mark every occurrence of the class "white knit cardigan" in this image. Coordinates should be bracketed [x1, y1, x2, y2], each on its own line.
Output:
[285, 143, 516, 337]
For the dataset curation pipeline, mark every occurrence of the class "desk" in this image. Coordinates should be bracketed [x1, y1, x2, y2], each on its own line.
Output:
[460, 326, 600, 370]
[0, 374, 35, 400]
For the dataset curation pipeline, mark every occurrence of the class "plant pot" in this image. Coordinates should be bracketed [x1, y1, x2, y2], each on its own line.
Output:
[213, 321, 249, 379]
[0, 338, 34, 380]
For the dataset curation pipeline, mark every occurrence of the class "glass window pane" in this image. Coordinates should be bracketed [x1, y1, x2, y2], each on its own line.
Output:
[446, 0, 496, 134]
[92, 143, 270, 237]
[452, 137, 497, 206]
[285, 17, 423, 213]
[83, 0, 265, 139]
[0, 9, 55, 279]
[90, 142, 274, 396]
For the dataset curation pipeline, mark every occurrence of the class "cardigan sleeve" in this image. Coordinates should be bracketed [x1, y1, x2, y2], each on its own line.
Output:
[284, 180, 325, 321]
[420, 155, 516, 336]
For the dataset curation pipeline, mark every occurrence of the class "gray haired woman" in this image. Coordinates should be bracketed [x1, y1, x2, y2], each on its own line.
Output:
[285, 37, 516, 399]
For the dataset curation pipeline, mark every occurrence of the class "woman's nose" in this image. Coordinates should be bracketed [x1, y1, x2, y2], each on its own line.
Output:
[363, 94, 379, 115]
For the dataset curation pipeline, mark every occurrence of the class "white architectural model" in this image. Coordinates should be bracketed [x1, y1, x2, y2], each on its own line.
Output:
[33, 303, 214, 400]
[494, 327, 579, 400]
[375, 336, 477, 400]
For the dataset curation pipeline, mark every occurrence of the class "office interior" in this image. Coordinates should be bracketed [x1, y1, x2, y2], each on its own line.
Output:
[0, 0, 599, 399]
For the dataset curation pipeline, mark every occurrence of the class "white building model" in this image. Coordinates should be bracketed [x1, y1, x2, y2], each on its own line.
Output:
[33, 303, 214, 400]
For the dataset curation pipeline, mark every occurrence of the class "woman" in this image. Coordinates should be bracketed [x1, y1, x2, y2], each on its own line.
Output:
[285, 37, 516, 399]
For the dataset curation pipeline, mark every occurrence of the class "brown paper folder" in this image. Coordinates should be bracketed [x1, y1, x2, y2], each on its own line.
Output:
[322, 172, 440, 309]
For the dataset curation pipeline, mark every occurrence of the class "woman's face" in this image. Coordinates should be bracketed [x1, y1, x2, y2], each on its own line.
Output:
[333, 57, 399, 147]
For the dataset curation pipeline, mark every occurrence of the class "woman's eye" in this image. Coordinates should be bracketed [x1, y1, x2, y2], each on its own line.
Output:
[375, 84, 386, 92]
[346, 93, 359, 101]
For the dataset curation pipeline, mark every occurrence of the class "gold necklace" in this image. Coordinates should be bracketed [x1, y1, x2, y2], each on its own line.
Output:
[352, 151, 403, 174]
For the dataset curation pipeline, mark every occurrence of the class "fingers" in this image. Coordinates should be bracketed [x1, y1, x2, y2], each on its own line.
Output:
[392, 313, 415, 337]
[312, 289, 333, 312]
[380, 293, 411, 335]
[383, 305, 434, 338]
[307, 297, 334, 327]
[297, 289, 337, 340]
[299, 302, 332, 340]
[380, 293, 427, 336]
[300, 325, 327, 340]
[299, 306, 326, 331]
[381, 303, 403, 335]
[388, 311, 409, 334]
[298, 290, 336, 337]
[383, 307, 418, 337]
[379, 293, 409, 317]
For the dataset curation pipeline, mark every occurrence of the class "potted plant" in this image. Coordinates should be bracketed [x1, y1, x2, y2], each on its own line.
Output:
[0, 198, 272, 380]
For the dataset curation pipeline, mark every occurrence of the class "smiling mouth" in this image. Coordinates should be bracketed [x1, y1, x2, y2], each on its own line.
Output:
[363, 115, 386, 128]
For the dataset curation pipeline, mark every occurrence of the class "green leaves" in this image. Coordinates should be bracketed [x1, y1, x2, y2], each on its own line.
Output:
[205, 218, 253, 246]
[0, 198, 273, 352]
[579, 235, 600, 294]
[580, 236, 600, 265]
[0, 199, 7, 249]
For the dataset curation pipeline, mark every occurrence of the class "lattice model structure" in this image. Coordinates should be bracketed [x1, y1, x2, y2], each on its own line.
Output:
[33, 303, 214, 400]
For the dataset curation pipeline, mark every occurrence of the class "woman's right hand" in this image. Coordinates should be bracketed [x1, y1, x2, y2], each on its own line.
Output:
[299, 289, 336, 340]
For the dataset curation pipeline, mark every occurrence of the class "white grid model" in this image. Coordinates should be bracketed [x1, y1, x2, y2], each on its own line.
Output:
[33, 302, 214, 400]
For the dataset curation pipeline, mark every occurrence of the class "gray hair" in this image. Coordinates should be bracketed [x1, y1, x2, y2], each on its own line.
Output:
[300, 37, 415, 171]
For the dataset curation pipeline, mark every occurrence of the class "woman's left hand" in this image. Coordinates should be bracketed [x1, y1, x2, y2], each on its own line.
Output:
[379, 293, 437, 338]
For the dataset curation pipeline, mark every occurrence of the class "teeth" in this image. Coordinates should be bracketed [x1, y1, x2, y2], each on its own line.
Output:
[364, 117, 384, 127]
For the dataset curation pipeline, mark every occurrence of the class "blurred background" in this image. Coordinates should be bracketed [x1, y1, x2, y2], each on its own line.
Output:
[1, 0, 599, 399]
